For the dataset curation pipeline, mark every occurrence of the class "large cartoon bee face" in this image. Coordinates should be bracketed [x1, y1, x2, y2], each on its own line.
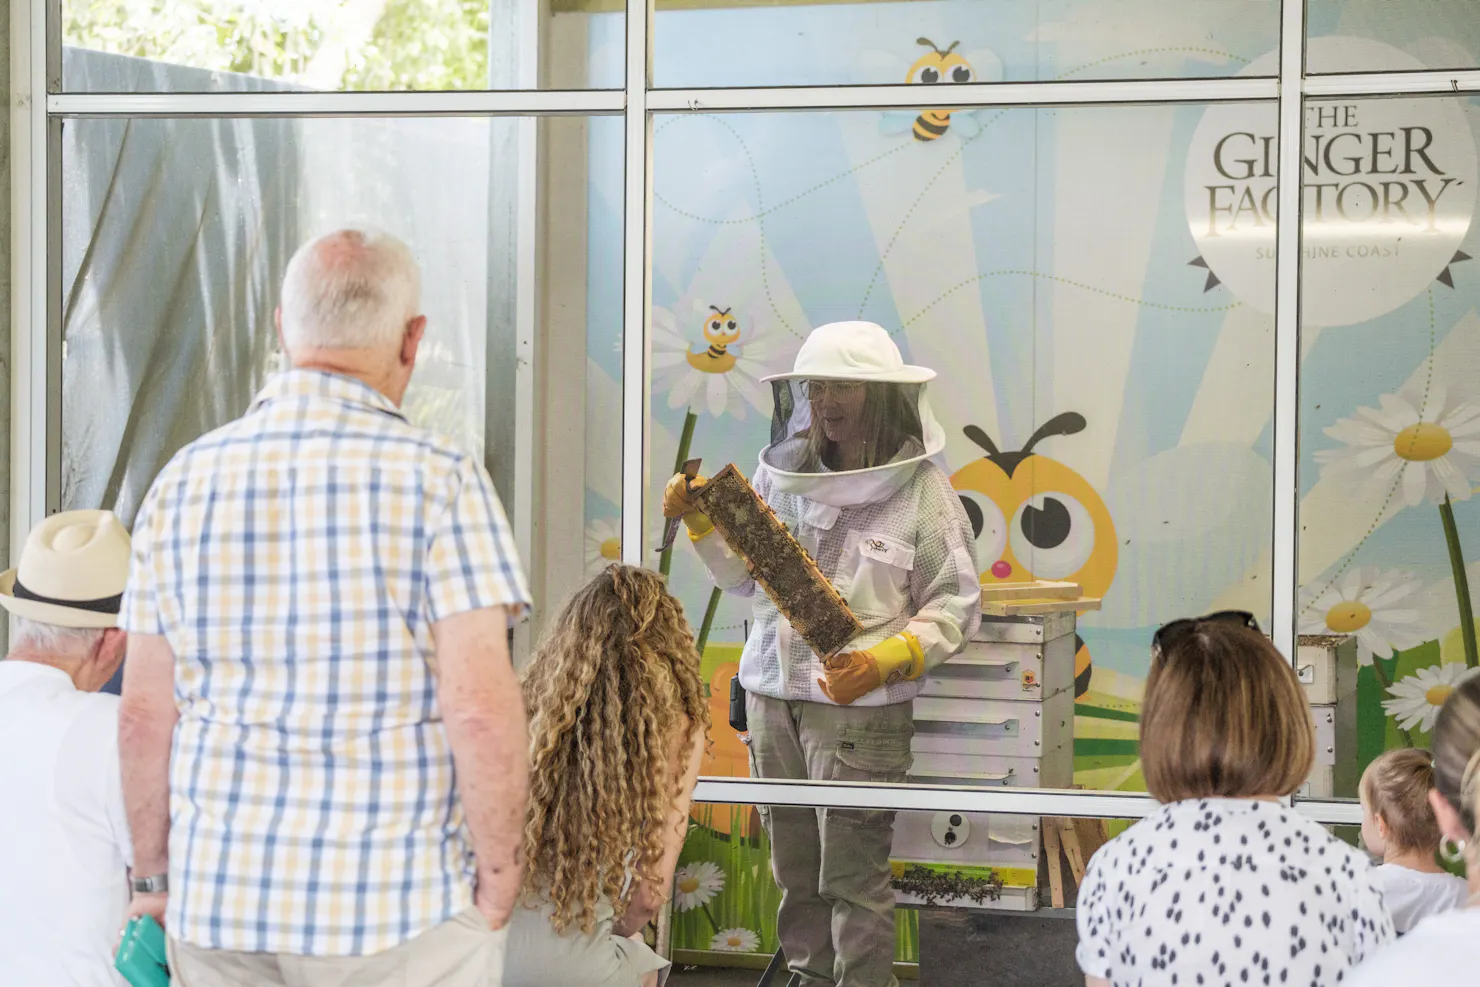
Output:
[906, 37, 977, 86]
[950, 414, 1118, 599]
[703, 305, 741, 347]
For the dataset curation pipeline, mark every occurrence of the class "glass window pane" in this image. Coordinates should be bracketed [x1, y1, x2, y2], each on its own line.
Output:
[652, 0, 1278, 89]
[668, 807, 1132, 981]
[654, 103, 1279, 797]
[1296, 94, 1480, 803]
[60, 113, 623, 651]
[61, 1, 621, 91]
[1307, 0, 1480, 73]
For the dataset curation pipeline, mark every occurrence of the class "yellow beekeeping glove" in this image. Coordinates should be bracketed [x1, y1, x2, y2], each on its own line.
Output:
[685, 511, 714, 539]
[816, 632, 924, 705]
[662, 473, 713, 537]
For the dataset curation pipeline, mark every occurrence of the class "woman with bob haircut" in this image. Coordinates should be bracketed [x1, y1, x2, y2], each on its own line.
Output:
[1076, 612, 1392, 987]
[502, 565, 709, 987]
[1348, 673, 1480, 983]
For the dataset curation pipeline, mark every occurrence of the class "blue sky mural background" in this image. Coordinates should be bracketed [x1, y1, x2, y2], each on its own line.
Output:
[576, 2, 1480, 736]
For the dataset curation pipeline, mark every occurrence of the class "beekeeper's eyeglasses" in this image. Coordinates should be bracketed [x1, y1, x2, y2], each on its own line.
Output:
[800, 379, 865, 400]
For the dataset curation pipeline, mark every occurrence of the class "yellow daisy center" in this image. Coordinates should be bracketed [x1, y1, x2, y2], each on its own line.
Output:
[1325, 601, 1372, 634]
[1394, 422, 1453, 462]
[1425, 684, 1454, 707]
[678, 877, 700, 894]
[600, 536, 621, 561]
[727, 935, 743, 947]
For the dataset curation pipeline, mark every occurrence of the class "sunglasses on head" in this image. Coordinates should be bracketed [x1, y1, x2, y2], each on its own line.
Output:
[1151, 610, 1260, 658]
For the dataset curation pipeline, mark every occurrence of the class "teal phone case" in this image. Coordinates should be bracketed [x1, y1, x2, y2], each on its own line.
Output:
[114, 915, 170, 987]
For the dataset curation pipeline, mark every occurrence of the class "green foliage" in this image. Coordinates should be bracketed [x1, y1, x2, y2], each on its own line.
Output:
[65, 0, 489, 90]
[1358, 640, 1441, 765]
[675, 804, 922, 963]
[342, 0, 489, 91]
[65, 0, 328, 79]
[675, 804, 782, 955]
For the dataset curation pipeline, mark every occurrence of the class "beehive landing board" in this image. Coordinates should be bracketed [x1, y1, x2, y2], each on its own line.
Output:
[692, 464, 862, 658]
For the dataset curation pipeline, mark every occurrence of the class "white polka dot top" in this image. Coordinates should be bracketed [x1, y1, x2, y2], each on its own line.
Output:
[1076, 798, 1393, 986]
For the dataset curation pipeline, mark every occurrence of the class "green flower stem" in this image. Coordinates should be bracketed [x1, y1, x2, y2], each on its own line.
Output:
[694, 586, 723, 657]
[1369, 654, 1416, 747]
[658, 409, 700, 579]
[1438, 496, 1478, 669]
[701, 902, 721, 935]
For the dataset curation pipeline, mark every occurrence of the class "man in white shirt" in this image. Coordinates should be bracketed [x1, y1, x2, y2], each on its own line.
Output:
[0, 510, 133, 986]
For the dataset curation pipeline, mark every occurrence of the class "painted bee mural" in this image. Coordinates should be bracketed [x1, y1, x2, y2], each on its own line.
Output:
[950, 413, 1118, 698]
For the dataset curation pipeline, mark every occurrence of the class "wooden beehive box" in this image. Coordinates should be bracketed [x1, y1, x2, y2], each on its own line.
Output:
[979, 581, 1102, 618]
[691, 464, 861, 658]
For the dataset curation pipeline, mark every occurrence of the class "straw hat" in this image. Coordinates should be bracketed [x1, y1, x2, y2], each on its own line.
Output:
[0, 510, 131, 629]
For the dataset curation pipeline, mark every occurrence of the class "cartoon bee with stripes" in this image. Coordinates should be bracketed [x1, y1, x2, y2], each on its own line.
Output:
[685, 305, 741, 374]
[853, 38, 1003, 144]
[905, 38, 983, 141]
[949, 413, 1118, 698]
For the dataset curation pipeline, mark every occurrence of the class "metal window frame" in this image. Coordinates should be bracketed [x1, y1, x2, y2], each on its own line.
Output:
[13, 0, 1460, 829]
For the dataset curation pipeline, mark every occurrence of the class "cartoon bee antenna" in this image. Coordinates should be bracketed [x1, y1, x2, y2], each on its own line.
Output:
[709, 305, 732, 316]
[916, 37, 961, 56]
[963, 412, 1087, 477]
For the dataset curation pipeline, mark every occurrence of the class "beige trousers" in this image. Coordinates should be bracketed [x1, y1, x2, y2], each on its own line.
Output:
[167, 908, 505, 987]
[746, 692, 913, 987]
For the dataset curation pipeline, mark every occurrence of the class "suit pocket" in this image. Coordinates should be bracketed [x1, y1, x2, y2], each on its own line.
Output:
[845, 532, 915, 618]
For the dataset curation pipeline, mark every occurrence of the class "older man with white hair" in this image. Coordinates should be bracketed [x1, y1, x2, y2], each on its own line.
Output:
[0, 510, 133, 986]
[119, 228, 531, 987]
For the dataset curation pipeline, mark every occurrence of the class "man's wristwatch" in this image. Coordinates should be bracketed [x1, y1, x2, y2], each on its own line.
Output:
[131, 874, 168, 894]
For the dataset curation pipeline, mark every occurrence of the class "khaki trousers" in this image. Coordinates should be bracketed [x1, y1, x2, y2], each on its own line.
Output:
[746, 693, 912, 987]
[167, 908, 505, 987]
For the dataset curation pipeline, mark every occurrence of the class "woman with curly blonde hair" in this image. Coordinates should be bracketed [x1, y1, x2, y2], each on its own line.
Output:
[503, 564, 709, 987]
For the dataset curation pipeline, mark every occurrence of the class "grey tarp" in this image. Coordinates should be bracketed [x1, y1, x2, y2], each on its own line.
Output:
[61, 48, 493, 527]
[61, 49, 301, 525]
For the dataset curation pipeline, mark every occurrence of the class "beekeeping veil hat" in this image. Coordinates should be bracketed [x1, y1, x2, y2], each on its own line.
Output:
[758, 322, 945, 510]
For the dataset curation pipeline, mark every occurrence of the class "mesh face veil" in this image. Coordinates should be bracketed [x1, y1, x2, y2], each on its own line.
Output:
[765, 380, 927, 474]
[757, 321, 945, 508]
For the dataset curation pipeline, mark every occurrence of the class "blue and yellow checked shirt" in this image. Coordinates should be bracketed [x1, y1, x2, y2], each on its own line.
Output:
[121, 369, 531, 957]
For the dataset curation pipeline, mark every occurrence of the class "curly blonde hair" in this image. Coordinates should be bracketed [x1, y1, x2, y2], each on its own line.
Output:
[519, 564, 709, 934]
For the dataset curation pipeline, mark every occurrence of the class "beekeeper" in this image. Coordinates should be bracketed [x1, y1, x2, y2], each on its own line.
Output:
[663, 321, 981, 987]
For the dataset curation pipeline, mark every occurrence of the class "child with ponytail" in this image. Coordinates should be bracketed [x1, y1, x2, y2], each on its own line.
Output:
[1360, 748, 1468, 932]
[1349, 674, 1480, 983]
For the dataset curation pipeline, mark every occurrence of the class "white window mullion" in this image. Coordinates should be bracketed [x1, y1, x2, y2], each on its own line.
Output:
[648, 76, 1277, 112]
[692, 778, 1158, 820]
[691, 777, 1362, 826]
[1305, 68, 1480, 97]
[1270, 0, 1306, 663]
[47, 88, 625, 117]
[1292, 799, 1362, 826]
[10, 0, 58, 607]
[619, 0, 650, 565]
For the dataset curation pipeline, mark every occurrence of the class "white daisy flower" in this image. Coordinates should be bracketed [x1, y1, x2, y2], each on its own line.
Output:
[1297, 566, 1427, 665]
[1382, 662, 1476, 733]
[1316, 383, 1480, 508]
[672, 861, 725, 912]
[651, 303, 793, 421]
[584, 517, 622, 576]
[710, 927, 761, 953]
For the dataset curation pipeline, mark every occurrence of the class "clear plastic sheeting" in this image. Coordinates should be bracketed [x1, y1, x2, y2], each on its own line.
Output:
[61, 48, 492, 526]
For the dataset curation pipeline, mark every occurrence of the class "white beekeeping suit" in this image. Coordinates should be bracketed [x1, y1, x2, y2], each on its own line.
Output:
[687, 321, 981, 705]
[663, 321, 980, 987]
